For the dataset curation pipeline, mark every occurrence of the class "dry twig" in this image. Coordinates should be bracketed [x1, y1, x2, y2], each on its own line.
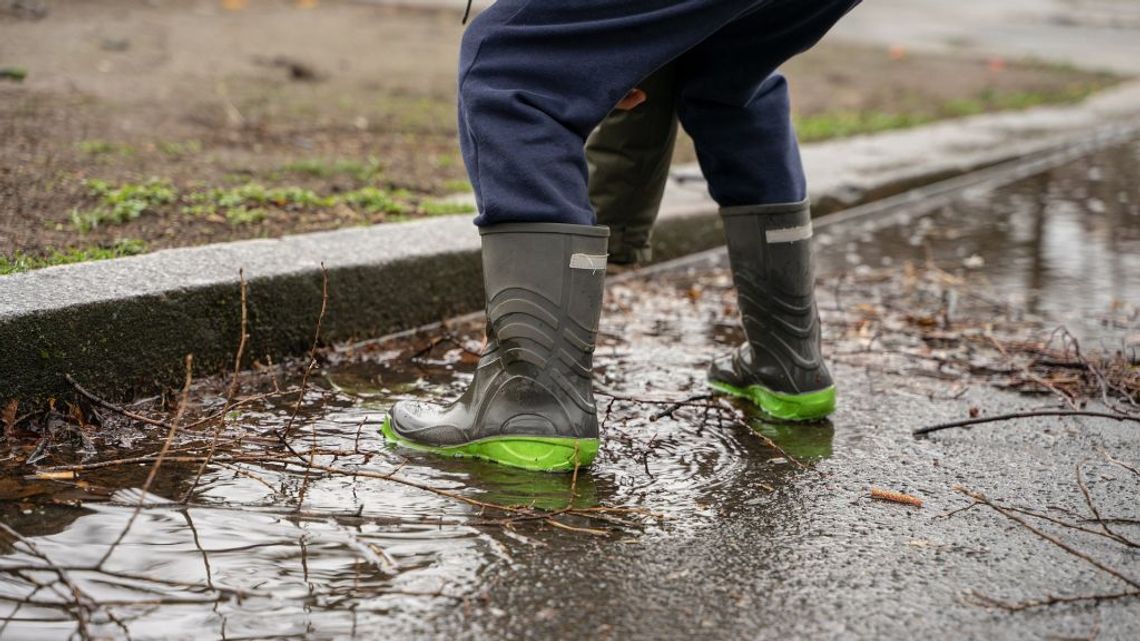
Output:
[914, 410, 1139, 436]
[954, 486, 1140, 592]
[870, 487, 923, 507]
[280, 263, 329, 443]
[182, 271, 250, 503]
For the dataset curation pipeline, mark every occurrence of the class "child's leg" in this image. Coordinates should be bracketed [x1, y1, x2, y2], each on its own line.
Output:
[458, 0, 859, 227]
[458, 0, 766, 228]
[674, 1, 861, 206]
[671, 1, 862, 419]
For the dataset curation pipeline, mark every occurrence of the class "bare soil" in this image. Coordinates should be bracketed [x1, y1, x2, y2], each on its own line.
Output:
[0, 0, 1121, 262]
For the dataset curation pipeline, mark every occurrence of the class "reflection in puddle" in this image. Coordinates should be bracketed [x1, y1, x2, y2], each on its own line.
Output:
[751, 418, 836, 462]
[816, 140, 1140, 343]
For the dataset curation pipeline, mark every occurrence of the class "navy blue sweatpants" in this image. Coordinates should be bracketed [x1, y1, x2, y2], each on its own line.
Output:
[459, 0, 861, 226]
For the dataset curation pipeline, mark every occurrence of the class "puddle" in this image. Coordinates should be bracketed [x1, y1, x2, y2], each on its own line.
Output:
[815, 140, 1140, 343]
[2, 140, 1137, 640]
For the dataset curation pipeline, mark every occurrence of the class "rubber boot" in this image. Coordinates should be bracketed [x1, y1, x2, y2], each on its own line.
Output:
[707, 200, 835, 420]
[383, 223, 609, 472]
[586, 65, 678, 267]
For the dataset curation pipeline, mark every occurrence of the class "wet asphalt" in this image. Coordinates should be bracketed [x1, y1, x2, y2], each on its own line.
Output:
[442, 371, 1139, 640]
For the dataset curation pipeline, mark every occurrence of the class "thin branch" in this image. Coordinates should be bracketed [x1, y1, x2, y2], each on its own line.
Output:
[954, 486, 1140, 591]
[281, 263, 329, 443]
[914, 410, 1139, 436]
[1075, 460, 1135, 547]
[66, 374, 167, 429]
[182, 271, 250, 503]
[181, 510, 214, 591]
[649, 394, 713, 421]
[968, 589, 1139, 612]
[227, 269, 249, 402]
[991, 502, 1138, 549]
[1101, 449, 1140, 479]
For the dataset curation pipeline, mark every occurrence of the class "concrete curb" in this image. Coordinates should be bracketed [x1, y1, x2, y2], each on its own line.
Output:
[4, 81, 1140, 401]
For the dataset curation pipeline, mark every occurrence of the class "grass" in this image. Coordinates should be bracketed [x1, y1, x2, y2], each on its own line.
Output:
[370, 94, 457, 135]
[340, 186, 410, 215]
[77, 140, 136, 157]
[441, 179, 473, 193]
[795, 84, 1107, 143]
[200, 183, 332, 209]
[180, 203, 217, 218]
[71, 179, 178, 232]
[0, 67, 27, 81]
[420, 200, 475, 216]
[70, 178, 457, 231]
[224, 206, 268, 226]
[0, 239, 146, 275]
[156, 140, 202, 157]
[795, 111, 933, 143]
[433, 153, 457, 169]
[280, 156, 383, 182]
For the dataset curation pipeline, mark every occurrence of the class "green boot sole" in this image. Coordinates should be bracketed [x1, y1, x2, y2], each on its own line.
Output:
[381, 416, 599, 473]
[708, 380, 836, 421]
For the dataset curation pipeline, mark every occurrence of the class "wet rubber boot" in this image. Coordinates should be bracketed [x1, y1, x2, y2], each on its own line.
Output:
[383, 223, 609, 472]
[586, 65, 678, 267]
[707, 200, 835, 421]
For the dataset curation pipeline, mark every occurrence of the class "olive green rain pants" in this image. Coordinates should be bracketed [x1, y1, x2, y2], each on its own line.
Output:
[586, 66, 678, 266]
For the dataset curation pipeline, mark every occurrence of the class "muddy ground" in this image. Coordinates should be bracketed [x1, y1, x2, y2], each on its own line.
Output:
[0, 0, 1121, 265]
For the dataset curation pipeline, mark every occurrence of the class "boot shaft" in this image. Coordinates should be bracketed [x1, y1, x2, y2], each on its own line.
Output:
[384, 223, 609, 471]
[721, 200, 816, 306]
[480, 223, 609, 403]
[719, 200, 830, 393]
